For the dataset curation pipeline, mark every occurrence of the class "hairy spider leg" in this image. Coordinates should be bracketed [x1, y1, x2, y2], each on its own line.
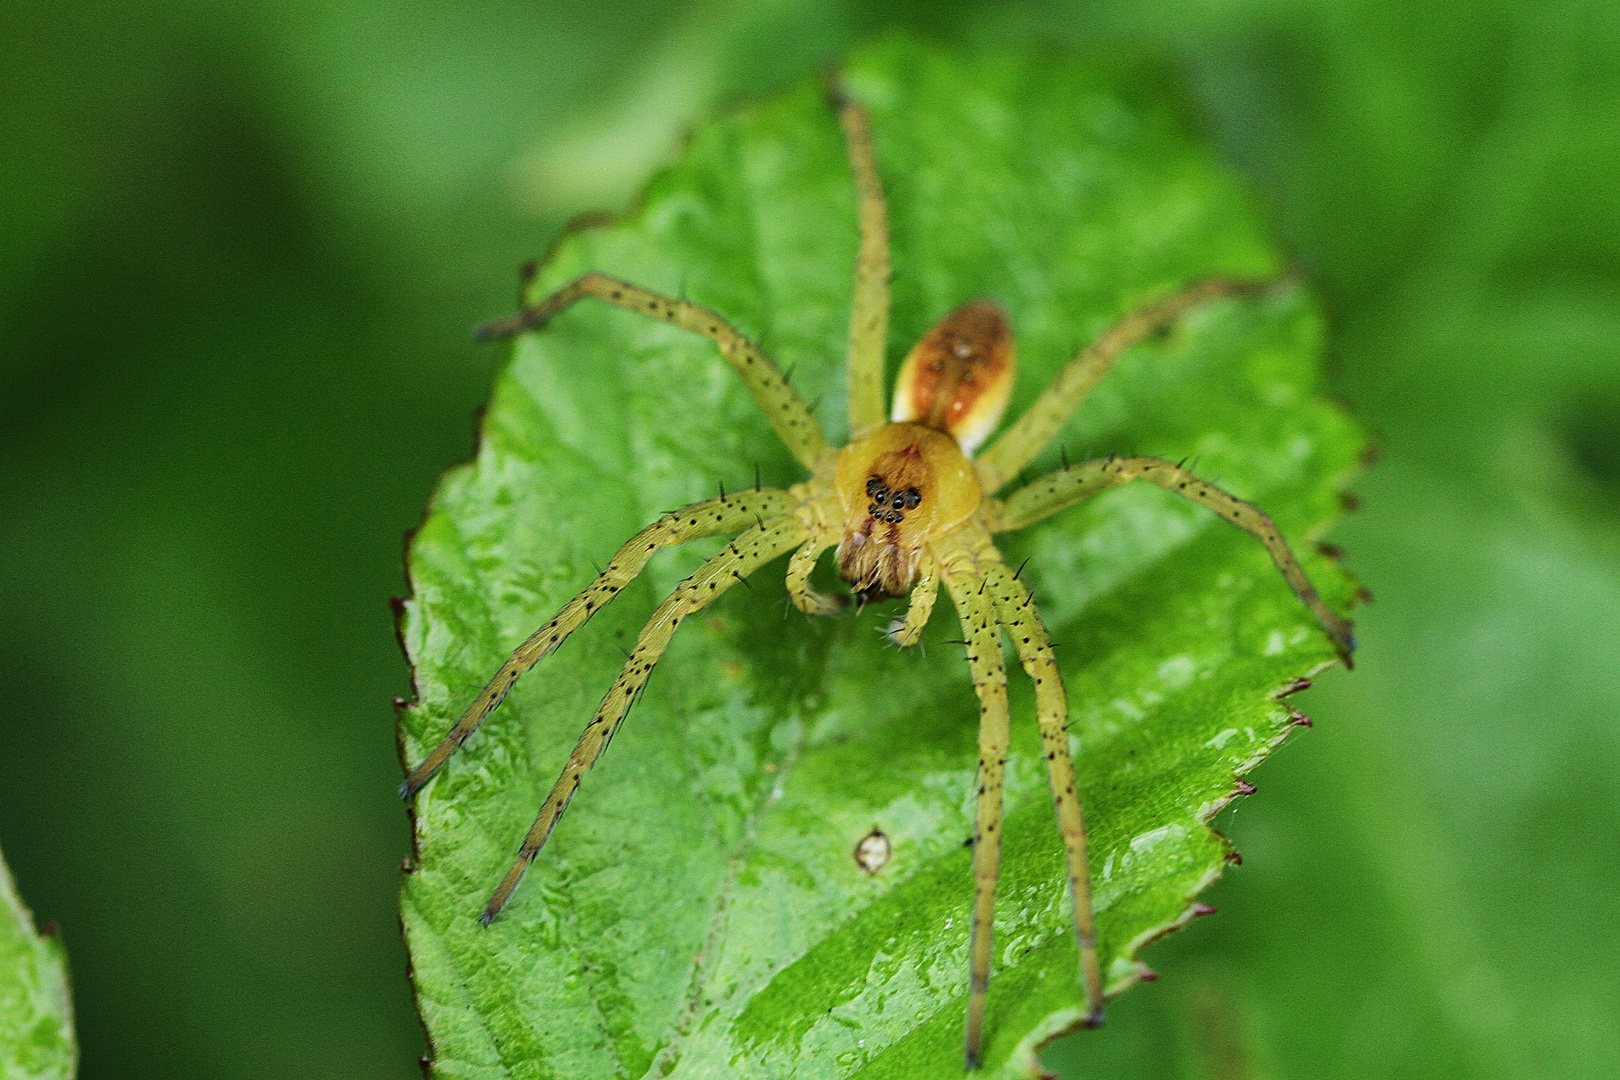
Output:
[995, 456, 1355, 660]
[481, 514, 808, 925]
[981, 559, 1106, 1028]
[400, 488, 797, 801]
[475, 271, 830, 470]
[835, 93, 891, 437]
[786, 532, 847, 616]
[974, 276, 1272, 492]
[940, 554, 1013, 1069]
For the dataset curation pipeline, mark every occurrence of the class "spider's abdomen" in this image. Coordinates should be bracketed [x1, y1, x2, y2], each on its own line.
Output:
[890, 300, 1015, 455]
[833, 422, 981, 600]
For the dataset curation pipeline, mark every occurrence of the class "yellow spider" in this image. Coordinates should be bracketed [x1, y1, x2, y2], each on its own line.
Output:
[399, 89, 1355, 1069]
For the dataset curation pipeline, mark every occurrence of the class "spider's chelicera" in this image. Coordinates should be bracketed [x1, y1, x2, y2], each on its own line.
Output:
[401, 89, 1355, 1068]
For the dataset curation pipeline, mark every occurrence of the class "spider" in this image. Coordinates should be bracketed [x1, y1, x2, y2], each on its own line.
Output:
[400, 88, 1355, 1069]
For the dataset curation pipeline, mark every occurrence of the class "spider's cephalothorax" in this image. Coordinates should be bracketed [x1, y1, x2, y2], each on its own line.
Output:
[833, 299, 1011, 604]
[406, 87, 1357, 1069]
[834, 420, 980, 602]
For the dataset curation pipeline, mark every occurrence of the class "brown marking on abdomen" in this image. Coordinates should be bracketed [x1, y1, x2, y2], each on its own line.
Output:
[897, 301, 1013, 438]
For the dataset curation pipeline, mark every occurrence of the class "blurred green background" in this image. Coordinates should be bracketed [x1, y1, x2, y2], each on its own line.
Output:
[2, 1, 1616, 1077]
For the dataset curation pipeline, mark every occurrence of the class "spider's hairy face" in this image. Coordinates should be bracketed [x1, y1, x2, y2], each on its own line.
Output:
[833, 422, 981, 603]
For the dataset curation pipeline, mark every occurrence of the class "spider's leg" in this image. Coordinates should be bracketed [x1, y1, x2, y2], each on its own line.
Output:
[995, 456, 1355, 660]
[975, 276, 1271, 491]
[885, 556, 938, 647]
[400, 488, 797, 800]
[982, 560, 1105, 1028]
[476, 272, 830, 470]
[940, 558, 1011, 1068]
[482, 514, 807, 925]
[834, 91, 891, 436]
[786, 532, 847, 616]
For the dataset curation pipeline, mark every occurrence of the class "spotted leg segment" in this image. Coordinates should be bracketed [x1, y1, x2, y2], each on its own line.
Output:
[996, 456, 1355, 660]
[941, 559, 1012, 1068]
[975, 276, 1272, 491]
[835, 92, 891, 437]
[475, 271, 830, 470]
[400, 488, 797, 801]
[981, 560, 1106, 1028]
[480, 515, 807, 925]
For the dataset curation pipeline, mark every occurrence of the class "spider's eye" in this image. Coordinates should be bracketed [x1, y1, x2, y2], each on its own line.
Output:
[904, 488, 921, 509]
[890, 494, 904, 510]
[866, 477, 881, 497]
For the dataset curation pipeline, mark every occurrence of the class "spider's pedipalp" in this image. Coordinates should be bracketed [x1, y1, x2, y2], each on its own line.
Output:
[940, 556, 1012, 1068]
[400, 488, 797, 801]
[835, 92, 891, 437]
[981, 560, 1105, 1028]
[481, 514, 807, 925]
[996, 456, 1355, 660]
[786, 532, 847, 616]
[974, 275, 1272, 492]
[475, 271, 831, 470]
[885, 557, 939, 647]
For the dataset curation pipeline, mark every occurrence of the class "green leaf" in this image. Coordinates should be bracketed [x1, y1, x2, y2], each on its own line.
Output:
[0, 840, 75, 1080]
[398, 35, 1363, 1079]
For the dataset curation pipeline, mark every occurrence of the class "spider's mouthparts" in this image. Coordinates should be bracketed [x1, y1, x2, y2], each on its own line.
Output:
[836, 525, 920, 603]
[852, 582, 892, 610]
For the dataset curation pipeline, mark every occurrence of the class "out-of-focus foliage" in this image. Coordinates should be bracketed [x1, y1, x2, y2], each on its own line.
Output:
[398, 38, 1361, 1077]
[1, 2, 1616, 1079]
[0, 841, 74, 1080]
